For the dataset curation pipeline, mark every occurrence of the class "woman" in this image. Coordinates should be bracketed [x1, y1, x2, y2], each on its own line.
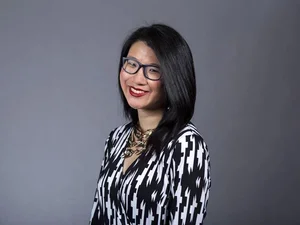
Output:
[89, 24, 211, 225]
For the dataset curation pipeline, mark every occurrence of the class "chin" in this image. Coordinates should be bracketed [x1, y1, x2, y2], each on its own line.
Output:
[128, 103, 145, 110]
[126, 97, 148, 110]
[127, 102, 150, 110]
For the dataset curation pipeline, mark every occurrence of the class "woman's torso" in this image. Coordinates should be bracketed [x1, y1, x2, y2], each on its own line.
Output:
[90, 122, 210, 225]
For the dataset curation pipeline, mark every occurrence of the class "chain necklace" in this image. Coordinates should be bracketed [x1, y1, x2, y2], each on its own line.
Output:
[122, 124, 154, 158]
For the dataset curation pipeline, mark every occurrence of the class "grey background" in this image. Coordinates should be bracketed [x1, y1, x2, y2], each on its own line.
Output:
[0, 0, 299, 225]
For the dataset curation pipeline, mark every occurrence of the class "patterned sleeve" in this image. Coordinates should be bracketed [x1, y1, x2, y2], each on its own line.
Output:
[89, 130, 114, 225]
[168, 131, 211, 225]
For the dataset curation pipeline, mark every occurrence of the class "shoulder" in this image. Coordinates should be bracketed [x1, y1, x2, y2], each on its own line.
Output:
[168, 122, 211, 182]
[102, 122, 132, 157]
[170, 122, 209, 157]
[177, 122, 203, 140]
[107, 122, 132, 142]
[171, 122, 206, 146]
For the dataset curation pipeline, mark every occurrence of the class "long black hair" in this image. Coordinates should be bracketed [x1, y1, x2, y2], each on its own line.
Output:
[118, 23, 196, 157]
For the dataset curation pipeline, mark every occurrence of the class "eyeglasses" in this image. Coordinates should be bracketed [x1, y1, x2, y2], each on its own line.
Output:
[122, 57, 161, 81]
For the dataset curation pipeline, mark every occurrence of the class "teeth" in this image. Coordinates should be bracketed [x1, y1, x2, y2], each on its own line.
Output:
[131, 87, 145, 94]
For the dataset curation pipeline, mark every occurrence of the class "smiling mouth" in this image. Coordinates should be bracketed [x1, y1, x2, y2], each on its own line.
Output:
[129, 87, 148, 97]
[130, 87, 147, 93]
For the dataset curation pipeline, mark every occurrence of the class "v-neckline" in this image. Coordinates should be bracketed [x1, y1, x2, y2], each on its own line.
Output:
[122, 155, 140, 176]
[121, 126, 143, 177]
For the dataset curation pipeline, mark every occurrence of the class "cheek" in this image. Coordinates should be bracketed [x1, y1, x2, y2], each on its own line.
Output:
[119, 71, 128, 90]
[150, 82, 164, 97]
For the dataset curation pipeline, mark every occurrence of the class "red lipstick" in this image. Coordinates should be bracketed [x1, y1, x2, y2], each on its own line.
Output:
[129, 87, 148, 97]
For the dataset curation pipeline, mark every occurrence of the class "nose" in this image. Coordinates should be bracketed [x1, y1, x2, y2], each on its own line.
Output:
[132, 67, 147, 85]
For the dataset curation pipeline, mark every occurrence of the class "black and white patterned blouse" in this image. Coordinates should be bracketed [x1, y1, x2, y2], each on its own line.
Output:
[89, 122, 211, 225]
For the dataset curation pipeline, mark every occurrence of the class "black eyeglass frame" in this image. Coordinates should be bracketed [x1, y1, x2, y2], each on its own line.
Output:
[122, 57, 162, 81]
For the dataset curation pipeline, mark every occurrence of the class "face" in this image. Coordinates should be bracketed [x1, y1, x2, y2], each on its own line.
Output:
[120, 41, 165, 111]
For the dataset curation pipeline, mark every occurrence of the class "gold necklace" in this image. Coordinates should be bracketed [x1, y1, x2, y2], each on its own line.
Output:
[122, 124, 154, 158]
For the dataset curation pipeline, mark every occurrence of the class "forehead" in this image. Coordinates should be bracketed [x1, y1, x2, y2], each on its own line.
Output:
[127, 41, 159, 64]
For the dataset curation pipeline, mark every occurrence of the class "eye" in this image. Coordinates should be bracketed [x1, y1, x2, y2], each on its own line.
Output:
[148, 67, 160, 73]
[127, 59, 138, 68]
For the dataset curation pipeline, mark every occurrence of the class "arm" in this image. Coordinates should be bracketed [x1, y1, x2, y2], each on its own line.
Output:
[168, 131, 211, 225]
[89, 130, 114, 224]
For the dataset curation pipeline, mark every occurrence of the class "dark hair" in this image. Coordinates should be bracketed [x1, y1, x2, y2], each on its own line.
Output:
[118, 23, 196, 157]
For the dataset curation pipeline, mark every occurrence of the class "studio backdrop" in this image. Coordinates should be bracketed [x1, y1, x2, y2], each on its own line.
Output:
[0, 1, 299, 225]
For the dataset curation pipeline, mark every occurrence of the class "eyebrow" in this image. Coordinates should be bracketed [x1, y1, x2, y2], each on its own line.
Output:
[126, 56, 160, 68]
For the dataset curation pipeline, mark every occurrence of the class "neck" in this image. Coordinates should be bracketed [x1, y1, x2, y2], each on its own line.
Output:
[137, 109, 163, 132]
